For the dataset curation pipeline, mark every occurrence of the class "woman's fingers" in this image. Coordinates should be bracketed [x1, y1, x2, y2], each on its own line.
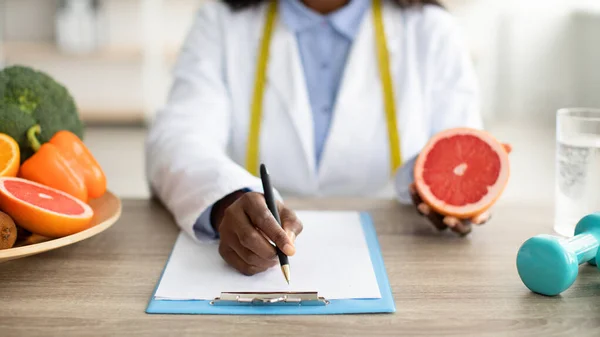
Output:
[417, 203, 431, 216]
[443, 216, 473, 236]
[424, 206, 448, 231]
[240, 193, 295, 256]
[410, 182, 493, 235]
[471, 211, 491, 225]
[410, 183, 448, 230]
[444, 210, 492, 236]
[219, 245, 271, 276]
[230, 238, 277, 269]
[277, 203, 303, 242]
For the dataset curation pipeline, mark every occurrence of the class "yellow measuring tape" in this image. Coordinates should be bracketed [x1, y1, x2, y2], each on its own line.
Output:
[372, 0, 402, 174]
[245, 0, 402, 176]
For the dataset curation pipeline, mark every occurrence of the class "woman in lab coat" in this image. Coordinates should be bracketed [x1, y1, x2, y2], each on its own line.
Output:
[145, 0, 490, 276]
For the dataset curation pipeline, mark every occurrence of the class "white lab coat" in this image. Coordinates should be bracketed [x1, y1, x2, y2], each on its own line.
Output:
[145, 1, 483, 241]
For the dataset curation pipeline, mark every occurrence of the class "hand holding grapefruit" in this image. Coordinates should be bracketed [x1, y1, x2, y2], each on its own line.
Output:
[410, 182, 491, 236]
[0, 177, 94, 238]
[413, 128, 511, 223]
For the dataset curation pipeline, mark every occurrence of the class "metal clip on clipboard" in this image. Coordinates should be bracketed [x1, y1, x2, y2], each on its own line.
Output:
[210, 292, 330, 306]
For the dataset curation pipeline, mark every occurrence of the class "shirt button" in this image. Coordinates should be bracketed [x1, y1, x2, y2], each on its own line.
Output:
[321, 62, 329, 69]
[322, 106, 329, 114]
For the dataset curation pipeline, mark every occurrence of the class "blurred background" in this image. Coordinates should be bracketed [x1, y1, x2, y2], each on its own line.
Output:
[1, 0, 599, 206]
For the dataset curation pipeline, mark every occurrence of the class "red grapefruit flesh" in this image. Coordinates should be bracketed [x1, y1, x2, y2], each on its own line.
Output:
[0, 177, 94, 238]
[414, 128, 510, 219]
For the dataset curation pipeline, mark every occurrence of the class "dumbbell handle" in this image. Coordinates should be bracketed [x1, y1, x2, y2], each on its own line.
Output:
[562, 233, 599, 264]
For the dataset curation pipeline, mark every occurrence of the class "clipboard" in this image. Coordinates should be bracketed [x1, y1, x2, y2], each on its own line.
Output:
[145, 212, 395, 315]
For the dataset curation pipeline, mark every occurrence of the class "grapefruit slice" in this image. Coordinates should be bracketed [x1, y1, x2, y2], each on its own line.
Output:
[0, 177, 94, 238]
[414, 128, 510, 219]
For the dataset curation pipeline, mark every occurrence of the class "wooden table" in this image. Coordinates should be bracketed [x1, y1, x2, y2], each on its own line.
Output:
[1, 198, 600, 336]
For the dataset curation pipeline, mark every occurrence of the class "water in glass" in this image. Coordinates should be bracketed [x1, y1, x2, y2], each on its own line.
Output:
[554, 108, 600, 237]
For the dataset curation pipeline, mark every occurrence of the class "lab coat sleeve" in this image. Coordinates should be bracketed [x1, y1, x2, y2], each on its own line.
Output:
[194, 203, 219, 239]
[145, 4, 279, 242]
[394, 156, 418, 204]
[394, 6, 484, 204]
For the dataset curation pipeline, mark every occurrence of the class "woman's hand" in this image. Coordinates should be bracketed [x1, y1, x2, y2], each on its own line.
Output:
[212, 191, 303, 276]
[409, 183, 490, 236]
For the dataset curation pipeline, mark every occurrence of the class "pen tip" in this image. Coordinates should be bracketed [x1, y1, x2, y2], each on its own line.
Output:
[281, 264, 290, 284]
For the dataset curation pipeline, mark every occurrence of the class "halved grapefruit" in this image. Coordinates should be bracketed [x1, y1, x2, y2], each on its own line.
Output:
[414, 128, 510, 219]
[0, 177, 94, 238]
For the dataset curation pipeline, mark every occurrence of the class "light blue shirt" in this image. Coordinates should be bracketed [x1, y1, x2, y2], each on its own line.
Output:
[193, 0, 370, 239]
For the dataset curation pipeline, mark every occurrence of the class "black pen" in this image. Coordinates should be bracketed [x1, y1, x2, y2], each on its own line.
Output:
[259, 163, 291, 284]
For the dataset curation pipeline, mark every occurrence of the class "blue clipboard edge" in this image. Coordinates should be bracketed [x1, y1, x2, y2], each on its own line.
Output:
[145, 211, 396, 315]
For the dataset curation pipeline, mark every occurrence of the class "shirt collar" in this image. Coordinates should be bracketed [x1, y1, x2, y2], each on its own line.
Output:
[280, 0, 370, 40]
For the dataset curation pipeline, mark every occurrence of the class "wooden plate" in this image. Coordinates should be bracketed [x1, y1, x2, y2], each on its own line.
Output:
[0, 191, 122, 263]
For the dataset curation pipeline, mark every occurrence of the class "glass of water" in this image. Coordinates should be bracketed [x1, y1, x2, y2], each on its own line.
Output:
[555, 108, 600, 237]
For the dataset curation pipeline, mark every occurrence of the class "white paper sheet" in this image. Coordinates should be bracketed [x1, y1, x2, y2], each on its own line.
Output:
[154, 211, 381, 300]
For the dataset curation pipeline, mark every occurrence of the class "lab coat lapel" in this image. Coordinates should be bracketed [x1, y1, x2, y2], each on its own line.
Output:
[265, 16, 316, 175]
[318, 4, 402, 179]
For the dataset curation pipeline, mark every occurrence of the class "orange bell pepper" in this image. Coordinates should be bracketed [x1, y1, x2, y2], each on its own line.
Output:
[19, 125, 88, 203]
[18, 125, 107, 203]
[49, 130, 106, 199]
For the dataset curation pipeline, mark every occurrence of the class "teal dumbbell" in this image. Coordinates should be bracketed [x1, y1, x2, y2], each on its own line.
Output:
[516, 213, 600, 296]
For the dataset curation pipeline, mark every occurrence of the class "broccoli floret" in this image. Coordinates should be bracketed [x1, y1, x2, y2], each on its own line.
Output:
[0, 65, 85, 162]
[0, 102, 37, 160]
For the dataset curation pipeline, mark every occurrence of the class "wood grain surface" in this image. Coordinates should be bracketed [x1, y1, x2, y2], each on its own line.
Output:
[1, 198, 599, 337]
